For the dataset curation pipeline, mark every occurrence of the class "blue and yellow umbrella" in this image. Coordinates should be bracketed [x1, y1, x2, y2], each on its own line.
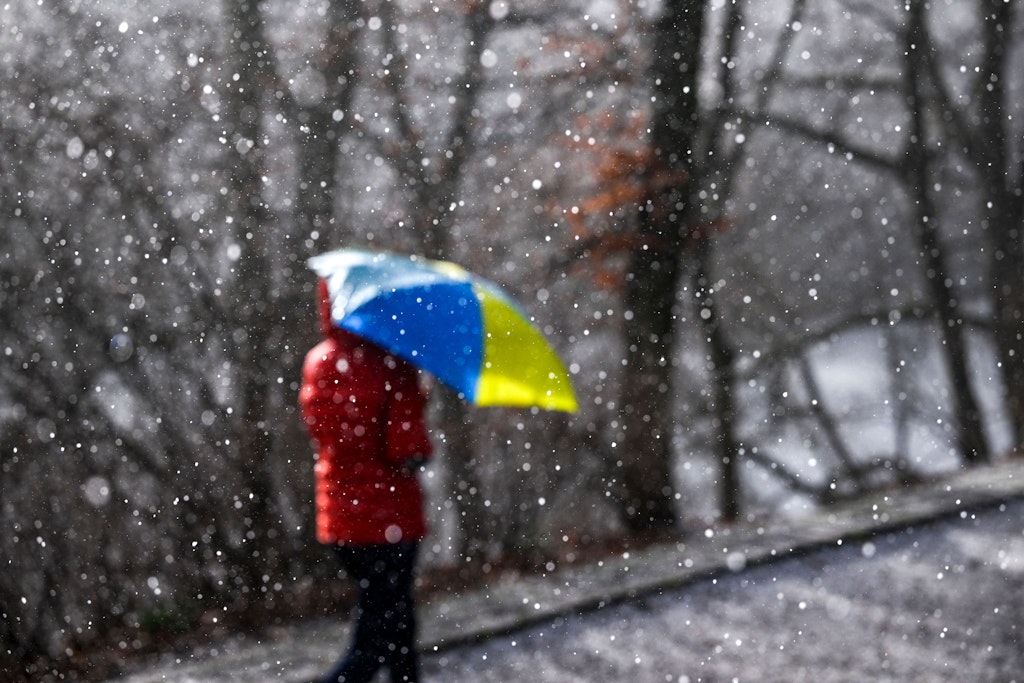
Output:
[308, 249, 578, 413]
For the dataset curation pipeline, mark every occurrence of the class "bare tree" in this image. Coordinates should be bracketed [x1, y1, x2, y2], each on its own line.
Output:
[608, 0, 707, 533]
[902, 0, 990, 463]
[924, 0, 1024, 451]
[715, 0, 1001, 486]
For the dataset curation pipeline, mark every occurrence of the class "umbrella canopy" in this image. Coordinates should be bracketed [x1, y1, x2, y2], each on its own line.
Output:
[308, 248, 578, 413]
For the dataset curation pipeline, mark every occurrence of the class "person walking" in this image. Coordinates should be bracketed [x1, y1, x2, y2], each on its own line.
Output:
[300, 279, 433, 683]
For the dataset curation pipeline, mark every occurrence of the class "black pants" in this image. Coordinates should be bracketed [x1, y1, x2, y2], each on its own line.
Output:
[320, 542, 419, 683]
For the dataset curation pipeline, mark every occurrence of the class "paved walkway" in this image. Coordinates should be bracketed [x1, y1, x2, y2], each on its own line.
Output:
[114, 461, 1024, 682]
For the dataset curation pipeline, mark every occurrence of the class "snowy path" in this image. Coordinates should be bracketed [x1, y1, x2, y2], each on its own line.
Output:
[422, 500, 1024, 683]
[114, 463, 1024, 682]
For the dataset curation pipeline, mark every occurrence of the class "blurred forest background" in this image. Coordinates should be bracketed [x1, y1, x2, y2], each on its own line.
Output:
[2, 0, 1023, 678]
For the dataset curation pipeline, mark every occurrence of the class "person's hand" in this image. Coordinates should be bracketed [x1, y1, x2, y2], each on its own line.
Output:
[403, 455, 427, 473]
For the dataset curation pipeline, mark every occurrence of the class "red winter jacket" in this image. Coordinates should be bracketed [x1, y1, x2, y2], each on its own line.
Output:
[300, 280, 433, 546]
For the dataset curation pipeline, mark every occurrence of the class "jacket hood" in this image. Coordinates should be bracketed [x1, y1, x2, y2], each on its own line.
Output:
[316, 278, 363, 345]
[316, 279, 335, 337]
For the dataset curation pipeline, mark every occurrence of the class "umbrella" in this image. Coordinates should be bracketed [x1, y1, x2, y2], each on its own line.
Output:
[308, 248, 578, 413]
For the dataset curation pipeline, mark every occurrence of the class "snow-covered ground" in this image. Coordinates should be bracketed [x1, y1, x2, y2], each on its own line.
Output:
[113, 463, 1024, 683]
[422, 499, 1024, 683]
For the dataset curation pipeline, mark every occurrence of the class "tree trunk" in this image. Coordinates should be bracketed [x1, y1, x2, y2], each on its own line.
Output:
[694, 244, 742, 521]
[296, 0, 360, 248]
[976, 0, 1024, 452]
[905, 0, 990, 464]
[222, 0, 285, 586]
[613, 0, 706, 532]
[436, 386, 487, 565]
[406, 3, 493, 562]
[617, 227, 683, 531]
[989, 198, 1024, 452]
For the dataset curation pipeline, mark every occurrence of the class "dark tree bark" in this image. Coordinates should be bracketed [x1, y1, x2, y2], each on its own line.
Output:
[371, 1, 496, 563]
[903, 0, 990, 464]
[975, 0, 1024, 452]
[615, 0, 706, 532]
[220, 0, 290, 585]
[693, 239, 743, 521]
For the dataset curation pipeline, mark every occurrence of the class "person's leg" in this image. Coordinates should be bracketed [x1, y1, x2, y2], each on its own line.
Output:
[319, 543, 420, 683]
[319, 546, 383, 683]
[383, 542, 419, 683]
